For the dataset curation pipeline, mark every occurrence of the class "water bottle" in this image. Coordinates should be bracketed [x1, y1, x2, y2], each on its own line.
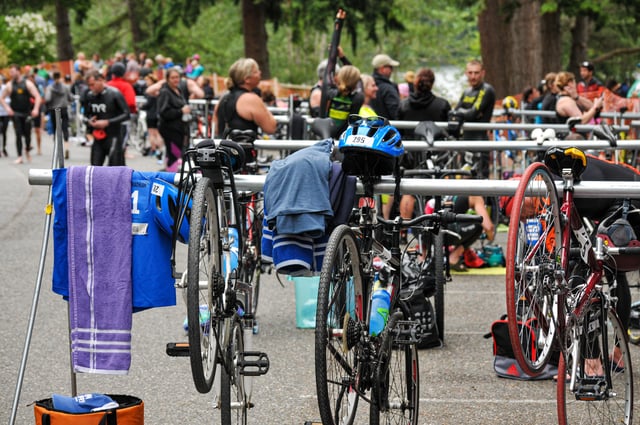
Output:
[369, 275, 391, 337]
[222, 228, 240, 278]
[525, 218, 542, 246]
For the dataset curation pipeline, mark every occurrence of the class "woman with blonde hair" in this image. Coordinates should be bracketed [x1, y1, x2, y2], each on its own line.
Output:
[214, 57, 276, 138]
[359, 74, 378, 117]
[324, 65, 364, 137]
[555, 71, 603, 125]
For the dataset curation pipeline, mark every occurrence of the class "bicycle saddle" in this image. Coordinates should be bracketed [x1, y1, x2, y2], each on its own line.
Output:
[544, 146, 587, 181]
[194, 138, 246, 172]
[414, 121, 447, 146]
[310, 117, 336, 140]
[226, 129, 257, 144]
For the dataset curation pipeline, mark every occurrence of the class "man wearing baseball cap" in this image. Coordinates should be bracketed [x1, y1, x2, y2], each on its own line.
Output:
[577, 60, 602, 96]
[370, 53, 401, 120]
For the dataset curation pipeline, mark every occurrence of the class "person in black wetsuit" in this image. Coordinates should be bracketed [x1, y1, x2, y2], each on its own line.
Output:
[0, 64, 42, 164]
[213, 58, 276, 139]
[82, 70, 130, 166]
[453, 59, 496, 178]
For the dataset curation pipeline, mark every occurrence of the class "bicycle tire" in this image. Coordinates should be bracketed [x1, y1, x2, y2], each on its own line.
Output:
[315, 224, 364, 425]
[370, 308, 420, 425]
[432, 230, 445, 341]
[187, 177, 221, 393]
[557, 305, 634, 424]
[505, 162, 561, 376]
[247, 197, 263, 316]
[220, 316, 247, 425]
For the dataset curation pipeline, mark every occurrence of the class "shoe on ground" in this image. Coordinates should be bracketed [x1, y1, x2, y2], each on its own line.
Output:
[464, 248, 486, 268]
[64, 149, 69, 160]
[450, 257, 468, 272]
[13, 156, 23, 164]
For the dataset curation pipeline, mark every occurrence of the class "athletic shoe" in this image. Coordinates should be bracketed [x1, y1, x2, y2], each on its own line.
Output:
[464, 248, 486, 268]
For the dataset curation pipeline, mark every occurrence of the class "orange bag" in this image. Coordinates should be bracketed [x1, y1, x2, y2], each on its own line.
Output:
[34, 394, 143, 425]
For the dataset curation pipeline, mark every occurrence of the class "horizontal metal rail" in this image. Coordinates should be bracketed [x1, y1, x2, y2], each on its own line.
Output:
[27, 169, 640, 198]
[251, 139, 640, 152]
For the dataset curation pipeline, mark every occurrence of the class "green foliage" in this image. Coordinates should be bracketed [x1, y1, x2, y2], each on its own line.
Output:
[0, 12, 57, 64]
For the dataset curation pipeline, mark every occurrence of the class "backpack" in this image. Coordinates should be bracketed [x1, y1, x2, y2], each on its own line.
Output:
[484, 314, 557, 380]
[400, 284, 442, 349]
[400, 252, 441, 349]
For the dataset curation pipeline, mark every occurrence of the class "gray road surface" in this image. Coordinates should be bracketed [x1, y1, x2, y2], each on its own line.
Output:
[0, 128, 638, 424]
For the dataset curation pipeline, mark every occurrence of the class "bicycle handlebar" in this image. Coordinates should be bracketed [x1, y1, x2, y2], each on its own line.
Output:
[378, 211, 482, 229]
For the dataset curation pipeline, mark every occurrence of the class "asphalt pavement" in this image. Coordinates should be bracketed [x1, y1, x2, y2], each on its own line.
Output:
[0, 127, 638, 424]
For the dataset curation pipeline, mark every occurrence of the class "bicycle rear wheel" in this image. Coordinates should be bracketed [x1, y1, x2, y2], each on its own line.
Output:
[187, 177, 222, 393]
[370, 309, 420, 425]
[220, 316, 247, 425]
[505, 162, 561, 376]
[315, 224, 365, 425]
[557, 305, 634, 424]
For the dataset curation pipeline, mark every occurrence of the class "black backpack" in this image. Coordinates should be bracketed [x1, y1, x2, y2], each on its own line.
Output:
[400, 252, 441, 349]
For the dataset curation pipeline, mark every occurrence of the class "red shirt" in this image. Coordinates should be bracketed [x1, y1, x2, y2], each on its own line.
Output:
[107, 77, 137, 113]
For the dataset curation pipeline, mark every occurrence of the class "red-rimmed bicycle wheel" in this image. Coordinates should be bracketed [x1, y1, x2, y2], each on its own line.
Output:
[505, 162, 561, 376]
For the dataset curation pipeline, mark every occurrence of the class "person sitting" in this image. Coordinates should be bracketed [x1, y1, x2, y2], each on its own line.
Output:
[441, 195, 494, 271]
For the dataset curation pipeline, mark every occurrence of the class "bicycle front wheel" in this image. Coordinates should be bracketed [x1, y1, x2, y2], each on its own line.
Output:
[315, 224, 365, 425]
[370, 309, 420, 425]
[431, 230, 445, 341]
[220, 316, 247, 425]
[187, 177, 222, 393]
[505, 162, 561, 376]
[557, 305, 634, 424]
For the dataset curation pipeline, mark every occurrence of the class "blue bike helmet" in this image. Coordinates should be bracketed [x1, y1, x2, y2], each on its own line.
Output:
[152, 178, 191, 243]
[338, 115, 404, 177]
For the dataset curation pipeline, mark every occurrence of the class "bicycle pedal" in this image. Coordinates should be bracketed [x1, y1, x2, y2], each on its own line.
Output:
[166, 342, 190, 357]
[393, 320, 421, 345]
[238, 351, 269, 376]
[574, 376, 607, 401]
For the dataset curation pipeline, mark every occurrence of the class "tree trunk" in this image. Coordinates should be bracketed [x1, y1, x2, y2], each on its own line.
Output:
[569, 15, 590, 76]
[479, 0, 561, 99]
[242, 0, 270, 79]
[55, 0, 74, 61]
[127, 0, 144, 53]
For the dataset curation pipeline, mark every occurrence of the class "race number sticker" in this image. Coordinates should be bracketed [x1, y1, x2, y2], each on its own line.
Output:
[151, 182, 165, 197]
[344, 134, 374, 148]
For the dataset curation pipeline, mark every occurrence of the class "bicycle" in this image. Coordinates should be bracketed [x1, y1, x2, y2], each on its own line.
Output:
[314, 115, 482, 424]
[167, 138, 269, 423]
[505, 146, 634, 424]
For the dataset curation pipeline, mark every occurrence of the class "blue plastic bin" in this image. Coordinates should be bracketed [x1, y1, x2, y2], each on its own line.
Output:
[289, 276, 320, 329]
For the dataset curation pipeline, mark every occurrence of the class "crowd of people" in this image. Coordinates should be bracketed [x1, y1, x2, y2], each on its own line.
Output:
[1, 49, 638, 251]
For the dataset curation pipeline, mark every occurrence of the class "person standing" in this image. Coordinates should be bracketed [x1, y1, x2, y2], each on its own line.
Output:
[45, 71, 74, 159]
[398, 67, 451, 136]
[454, 59, 496, 177]
[323, 65, 364, 138]
[577, 61, 602, 96]
[82, 70, 130, 166]
[213, 58, 276, 138]
[370, 53, 401, 120]
[158, 67, 192, 172]
[0, 75, 9, 157]
[107, 61, 138, 164]
[396, 67, 451, 221]
[359, 74, 378, 117]
[0, 64, 42, 164]
[142, 73, 164, 163]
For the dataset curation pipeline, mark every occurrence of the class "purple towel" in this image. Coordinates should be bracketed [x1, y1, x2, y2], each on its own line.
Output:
[67, 166, 133, 374]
